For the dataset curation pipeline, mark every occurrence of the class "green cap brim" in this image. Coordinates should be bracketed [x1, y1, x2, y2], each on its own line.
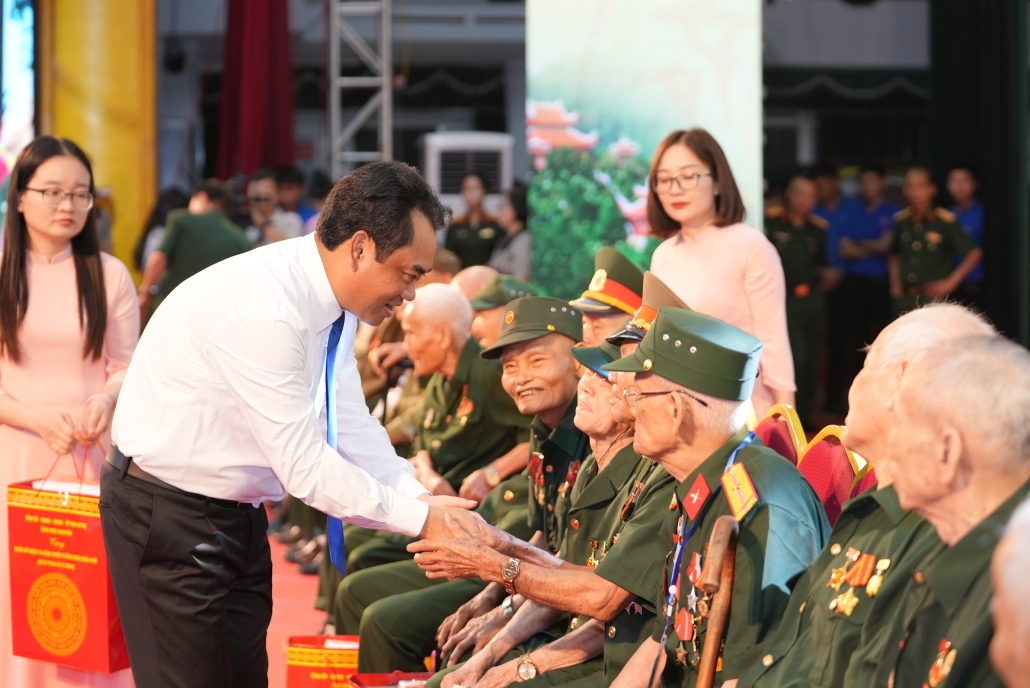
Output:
[602, 347, 649, 374]
[571, 342, 619, 377]
[468, 298, 501, 311]
[481, 328, 554, 359]
[568, 296, 620, 313]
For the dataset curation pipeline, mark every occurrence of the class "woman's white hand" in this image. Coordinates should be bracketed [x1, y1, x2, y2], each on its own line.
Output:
[81, 395, 113, 444]
[35, 411, 77, 455]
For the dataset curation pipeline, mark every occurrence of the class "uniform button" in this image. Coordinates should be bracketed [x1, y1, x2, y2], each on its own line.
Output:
[545, 465, 554, 473]
[799, 601, 806, 614]
[608, 626, 617, 638]
[830, 543, 842, 556]
[431, 439, 442, 449]
[912, 241, 922, 250]
[912, 571, 926, 584]
[570, 518, 581, 529]
[762, 654, 774, 667]
[503, 490, 515, 501]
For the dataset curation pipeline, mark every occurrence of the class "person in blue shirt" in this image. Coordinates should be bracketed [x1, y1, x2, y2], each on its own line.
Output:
[829, 166, 901, 413]
[813, 165, 863, 415]
[947, 165, 985, 306]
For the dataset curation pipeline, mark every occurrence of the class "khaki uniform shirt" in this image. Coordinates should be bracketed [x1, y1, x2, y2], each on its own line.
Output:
[767, 212, 828, 298]
[527, 399, 592, 554]
[736, 485, 940, 688]
[653, 429, 831, 688]
[890, 207, 977, 288]
[848, 479, 1030, 688]
[413, 337, 531, 490]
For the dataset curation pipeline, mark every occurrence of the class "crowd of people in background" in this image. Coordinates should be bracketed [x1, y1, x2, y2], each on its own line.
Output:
[0, 125, 1018, 688]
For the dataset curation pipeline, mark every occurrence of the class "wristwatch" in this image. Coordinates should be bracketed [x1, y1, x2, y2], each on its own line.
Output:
[501, 595, 515, 618]
[501, 557, 521, 594]
[516, 654, 538, 681]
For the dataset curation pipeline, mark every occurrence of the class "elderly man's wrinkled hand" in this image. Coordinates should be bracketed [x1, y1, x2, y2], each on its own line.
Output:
[441, 605, 509, 665]
[408, 536, 498, 579]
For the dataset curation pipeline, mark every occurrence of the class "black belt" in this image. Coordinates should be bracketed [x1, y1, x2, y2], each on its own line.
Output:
[107, 446, 248, 509]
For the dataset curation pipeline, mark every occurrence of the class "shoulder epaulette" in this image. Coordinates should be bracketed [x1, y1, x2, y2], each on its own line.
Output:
[765, 206, 784, 219]
[452, 215, 467, 224]
[808, 214, 829, 230]
[893, 207, 912, 222]
[722, 463, 759, 521]
[935, 207, 957, 223]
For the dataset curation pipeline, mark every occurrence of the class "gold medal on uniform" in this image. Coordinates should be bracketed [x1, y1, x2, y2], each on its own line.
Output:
[423, 408, 435, 429]
[843, 553, 877, 587]
[866, 559, 890, 597]
[928, 640, 957, 687]
[587, 541, 599, 568]
[828, 548, 861, 591]
[832, 587, 861, 617]
[456, 385, 474, 426]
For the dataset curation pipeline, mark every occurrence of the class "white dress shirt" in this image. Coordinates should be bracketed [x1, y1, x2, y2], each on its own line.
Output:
[112, 233, 430, 536]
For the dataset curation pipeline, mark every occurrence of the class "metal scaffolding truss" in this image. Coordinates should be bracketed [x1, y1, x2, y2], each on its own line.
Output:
[329, 0, 393, 178]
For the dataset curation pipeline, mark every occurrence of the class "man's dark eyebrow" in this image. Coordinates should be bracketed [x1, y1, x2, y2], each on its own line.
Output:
[412, 264, 431, 276]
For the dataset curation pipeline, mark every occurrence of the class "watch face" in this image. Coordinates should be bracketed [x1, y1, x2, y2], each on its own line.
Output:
[503, 560, 519, 579]
[517, 662, 537, 680]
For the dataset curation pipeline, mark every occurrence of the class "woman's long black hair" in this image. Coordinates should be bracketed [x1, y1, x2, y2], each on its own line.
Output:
[0, 136, 106, 363]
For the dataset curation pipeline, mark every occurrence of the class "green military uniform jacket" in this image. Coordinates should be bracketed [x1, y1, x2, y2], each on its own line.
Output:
[653, 429, 830, 688]
[527, 399, 592, 554]
[736, 485, 940, 688]
[414, 337, 531, 490]
[558, 445, 663, 634]
[594, 462, 678, 681]
[847, 479, 1030, 688]
[767, 211, 828, 299]
[891, 207, 977, 290]
[444, 215, 501, 267]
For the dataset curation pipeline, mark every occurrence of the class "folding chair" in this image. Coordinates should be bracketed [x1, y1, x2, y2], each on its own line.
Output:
[752, 404, 806, 465]
[797, 426, 860, 526]
[850, 462, 878, 499]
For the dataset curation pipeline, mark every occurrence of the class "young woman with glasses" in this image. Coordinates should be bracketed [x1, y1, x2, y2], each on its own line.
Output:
[647, 129, 795, 416]
[0, 136, 138, 685]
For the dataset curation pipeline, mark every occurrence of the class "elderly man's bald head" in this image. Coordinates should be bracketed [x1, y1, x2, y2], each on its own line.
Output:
[889, 335, 1030, 542]
[451, 265, 499, 302]
[991, 498, 1030, 688]
[404, 283, 472, 339]
[844, 303, 996, 471]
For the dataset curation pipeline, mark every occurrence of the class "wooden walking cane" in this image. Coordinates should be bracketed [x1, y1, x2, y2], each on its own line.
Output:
[695, 515, 740, 688]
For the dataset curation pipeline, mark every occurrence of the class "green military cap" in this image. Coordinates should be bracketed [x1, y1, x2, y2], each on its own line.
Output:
[468, 274, 538, 310]
[570, 247, 645, 316]
[481, 296, 583, 359]
[571, 339, 621, 377]
[603, 307, 762, 401]
[607, 271, 690, 346]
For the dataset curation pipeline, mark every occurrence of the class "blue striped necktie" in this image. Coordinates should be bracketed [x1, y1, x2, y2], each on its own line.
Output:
[325, 313, 348, 574]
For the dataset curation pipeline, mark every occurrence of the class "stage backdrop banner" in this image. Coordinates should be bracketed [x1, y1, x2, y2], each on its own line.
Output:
[526, 0, 763, 299]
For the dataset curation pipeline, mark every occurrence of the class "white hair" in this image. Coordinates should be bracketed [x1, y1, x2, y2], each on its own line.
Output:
[909, 335, 1030, 470]
[407, 283, 472, 342]
[653, 375, 750, 436]
[874, 302, 995, 373]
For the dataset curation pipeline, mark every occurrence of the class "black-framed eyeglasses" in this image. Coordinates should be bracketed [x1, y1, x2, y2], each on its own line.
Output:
[651, 173, 713, 193]
[622, 384, 708, 408]
[24, 187, 94, 211]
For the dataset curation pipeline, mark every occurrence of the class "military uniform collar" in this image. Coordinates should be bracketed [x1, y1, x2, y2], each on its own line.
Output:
[867, 484, 908, 527]
[573, 444, 644, 510]
[532, 398, 582, 456]
[451, 337, 480, 386]
[674, 426, 753, 509]
[923, 477, 1030, 616]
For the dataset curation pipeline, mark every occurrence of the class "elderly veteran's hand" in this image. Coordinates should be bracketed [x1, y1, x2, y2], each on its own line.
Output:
[470, 658, 522, 688]
[416, 496, 481, 541]
[441, 649, 495, 688]
[408, 536, 504, 580]
[441, 605, 509, 665]
[436, 587, 504, 649]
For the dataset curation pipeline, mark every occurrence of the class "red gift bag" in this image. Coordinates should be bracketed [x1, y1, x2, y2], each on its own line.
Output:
[350, 672, 434, 687]
[287, 635, 361, 688]
[7, 479, 129, 673]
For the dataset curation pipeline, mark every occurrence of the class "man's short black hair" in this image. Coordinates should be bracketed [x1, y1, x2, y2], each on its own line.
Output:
[277, 165, 305, 187]
[860, 165, 886, 177]
[249, 168, 277, 185]
[948, 164, 979, 181]
[309, 169, 335, 199]
[813, 164, 838, 180]
[317, 161, 452, 259]
[192, 178, 232, 211]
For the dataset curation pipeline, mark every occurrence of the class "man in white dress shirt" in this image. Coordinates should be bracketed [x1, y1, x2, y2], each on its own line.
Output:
[101, 162, 479, 688]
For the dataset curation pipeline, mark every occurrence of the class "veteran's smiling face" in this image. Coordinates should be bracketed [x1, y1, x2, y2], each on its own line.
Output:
[500, 334, 580, 421]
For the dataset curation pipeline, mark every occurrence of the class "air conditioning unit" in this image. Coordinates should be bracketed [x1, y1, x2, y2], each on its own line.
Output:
[421, 131, 515, 220]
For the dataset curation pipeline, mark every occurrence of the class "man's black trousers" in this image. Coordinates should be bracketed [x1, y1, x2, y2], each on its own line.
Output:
[99, 461, 272, 687]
